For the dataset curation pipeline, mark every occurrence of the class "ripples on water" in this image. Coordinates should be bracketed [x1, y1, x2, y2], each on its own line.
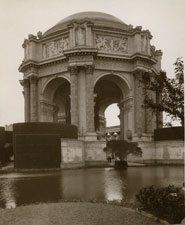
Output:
[0, 166, 184, 208]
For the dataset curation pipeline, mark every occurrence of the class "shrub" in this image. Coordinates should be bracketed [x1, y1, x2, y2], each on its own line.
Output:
[13, 122, 78, 139]
[14, 134, 61, 169]
[5, 131, 13, 143]
[105, 140, 142, 161]
[136, 185, 185, 223]
[154, 127, 184, 141]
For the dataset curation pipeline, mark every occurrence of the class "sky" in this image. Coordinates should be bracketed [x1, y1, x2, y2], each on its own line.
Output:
[0, 0, 184, 127]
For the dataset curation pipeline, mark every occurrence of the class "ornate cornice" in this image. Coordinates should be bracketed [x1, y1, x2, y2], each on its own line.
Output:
[19, 57, 67, 73]
[64, 47, 98, 57]
[19, 60, 39, 73]
[131, 53, 157, 64]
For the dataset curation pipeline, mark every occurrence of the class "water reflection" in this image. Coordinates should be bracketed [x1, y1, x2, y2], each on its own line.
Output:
[0, 166, 184, 208]
[0, 179, 17, 208]
[104, 168, 126, 201]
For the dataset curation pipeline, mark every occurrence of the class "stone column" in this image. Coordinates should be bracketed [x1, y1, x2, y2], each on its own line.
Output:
[20, 79, 30, 122]
[118, 103, 124, 140]
[134, 71, 146, 136]
[85, 65, 95, 132]
[69, 66, 79, 127]
[29, 75, 38, 122]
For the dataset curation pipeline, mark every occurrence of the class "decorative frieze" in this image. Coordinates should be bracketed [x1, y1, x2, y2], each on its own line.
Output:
[42, 37, 69, 59]
[95, 35, 128, 53]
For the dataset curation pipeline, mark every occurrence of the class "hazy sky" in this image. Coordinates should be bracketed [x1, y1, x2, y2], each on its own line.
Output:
[0, 0, 185, 127]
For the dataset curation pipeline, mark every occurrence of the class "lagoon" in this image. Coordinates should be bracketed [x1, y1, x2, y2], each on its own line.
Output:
[0, 166, 184, 208]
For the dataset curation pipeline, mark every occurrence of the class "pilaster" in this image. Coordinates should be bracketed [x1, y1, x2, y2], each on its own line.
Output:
[134, 70, 146, 136]
[85, 65, 95, 133]
[118, 102, 124, 140]
[29, 75, 38, 122]
[69, 66, 79, 127]
[20, 79, 30, 122]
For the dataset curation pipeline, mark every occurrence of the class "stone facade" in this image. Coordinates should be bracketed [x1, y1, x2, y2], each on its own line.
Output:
[19, 12, 163, 165]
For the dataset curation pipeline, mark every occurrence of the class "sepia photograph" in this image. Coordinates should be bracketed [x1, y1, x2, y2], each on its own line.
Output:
[0, 0, 184, 224]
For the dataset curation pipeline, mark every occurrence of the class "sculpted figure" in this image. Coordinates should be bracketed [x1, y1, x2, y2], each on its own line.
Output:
[118, 38, 128, 52]
[96, 36, 107, 50]
[76, 26, 85, 45]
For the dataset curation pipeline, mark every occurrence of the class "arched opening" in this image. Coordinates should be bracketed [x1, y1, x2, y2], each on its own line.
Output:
[105, 103, 120, 141]
[105, 104, 120, 127]
[94, 75, 123, 139]
[94, 73, 131, 140]
[42, 77, 71, 123]
[53, 81, 71, 124]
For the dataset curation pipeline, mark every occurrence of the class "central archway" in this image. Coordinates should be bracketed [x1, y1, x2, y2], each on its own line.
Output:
[94, 74, 131, 140]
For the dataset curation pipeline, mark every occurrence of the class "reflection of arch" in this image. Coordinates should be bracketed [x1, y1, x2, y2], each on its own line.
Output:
[42, 77, 71, 123]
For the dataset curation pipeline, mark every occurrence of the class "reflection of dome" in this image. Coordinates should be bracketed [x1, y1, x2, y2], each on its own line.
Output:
[44, 11, 129, 37]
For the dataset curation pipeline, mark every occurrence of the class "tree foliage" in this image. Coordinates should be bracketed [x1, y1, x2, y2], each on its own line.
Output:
[142, 57, 184, 126]
[104, 140, 142, 161]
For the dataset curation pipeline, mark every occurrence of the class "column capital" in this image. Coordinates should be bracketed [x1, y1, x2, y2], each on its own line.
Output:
[68, 66, 79, 75]
[85, 65, 94, 74]
[19, 79, 30, 87]
[29, 75, 38, 84]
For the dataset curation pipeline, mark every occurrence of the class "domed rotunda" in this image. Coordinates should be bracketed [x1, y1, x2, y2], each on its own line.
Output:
[19, 12, 163, 167]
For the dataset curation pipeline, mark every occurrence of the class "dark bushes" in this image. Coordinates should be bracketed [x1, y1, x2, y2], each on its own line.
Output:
[136, 185, 185, 223]
[13, 122, 78, 169]
[13, 122, 78, 139]
[0, 128, 13, 164]
[154, 127, 184, 141]
[14, 134, 61, 169]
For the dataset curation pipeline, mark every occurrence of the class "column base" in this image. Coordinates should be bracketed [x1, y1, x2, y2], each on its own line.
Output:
[83, 132, 97, 141]
[132, 133, 154, 142]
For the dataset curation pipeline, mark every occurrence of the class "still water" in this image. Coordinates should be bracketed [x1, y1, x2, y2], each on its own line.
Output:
[0, 166, 184, 208]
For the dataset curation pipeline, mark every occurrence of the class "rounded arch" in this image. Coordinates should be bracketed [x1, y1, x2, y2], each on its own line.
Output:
[98, 97, 119, 116]
[94, 72, 131, 98]
[94, 75, 123, 136]
[42, 76, 70, 102]
[41, 76, 71, 124]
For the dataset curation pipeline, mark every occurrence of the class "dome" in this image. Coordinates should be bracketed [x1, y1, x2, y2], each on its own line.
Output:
[43, 11, 128, 37]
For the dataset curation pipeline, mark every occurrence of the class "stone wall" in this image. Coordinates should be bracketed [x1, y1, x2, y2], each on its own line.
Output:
[60, 139, 107, 168]
[127, 140, 184, 165]
[60, 139, 85, 168]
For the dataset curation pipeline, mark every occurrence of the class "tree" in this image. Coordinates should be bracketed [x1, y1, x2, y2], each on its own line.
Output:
[104, 140, 142, 161]
[142, 57, 184, 126]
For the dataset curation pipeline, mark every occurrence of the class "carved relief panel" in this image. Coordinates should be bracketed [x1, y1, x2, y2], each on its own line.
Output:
[42, 37, 69, 59]
[95, 35, 128, 53]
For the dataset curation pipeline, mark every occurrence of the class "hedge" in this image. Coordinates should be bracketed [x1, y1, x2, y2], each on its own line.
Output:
[5, 131, 13, 143]
[154, 127, 184, 141]
[0, 127, 5, 145]
[13, 122, 78, 139]
[14, 134, 61, 169]
[0, 127, 5, 164]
